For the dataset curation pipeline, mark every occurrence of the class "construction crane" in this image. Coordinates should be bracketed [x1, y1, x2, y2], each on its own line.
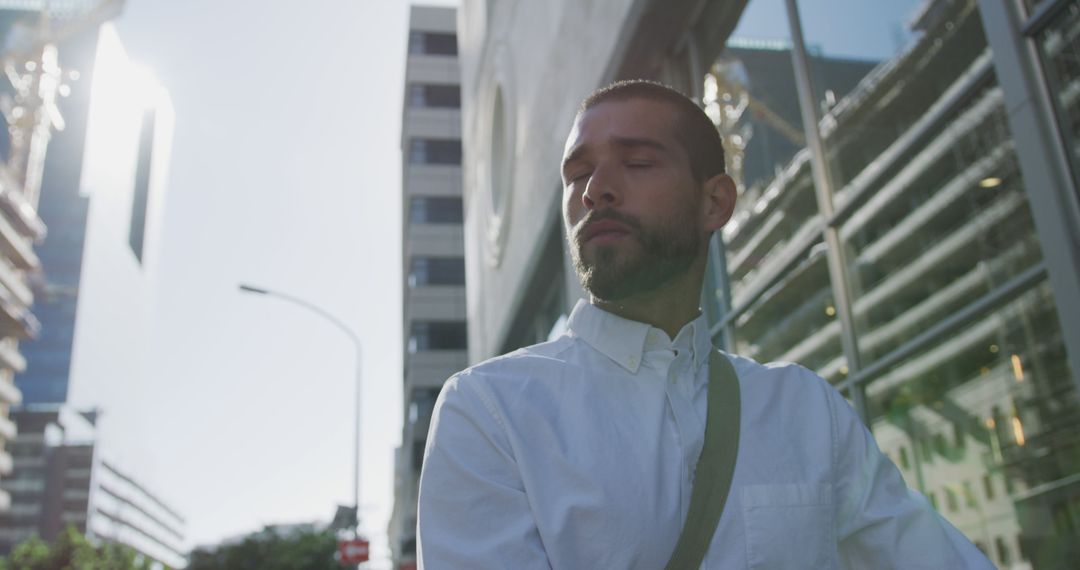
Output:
[0, 0, 125, 235]
[704, 58, 806, 191]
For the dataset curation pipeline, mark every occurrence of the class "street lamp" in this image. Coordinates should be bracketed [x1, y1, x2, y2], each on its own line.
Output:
[238, 283, 363, 533]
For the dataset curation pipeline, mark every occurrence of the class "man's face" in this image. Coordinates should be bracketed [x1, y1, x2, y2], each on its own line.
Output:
[560, 98, 707, 301]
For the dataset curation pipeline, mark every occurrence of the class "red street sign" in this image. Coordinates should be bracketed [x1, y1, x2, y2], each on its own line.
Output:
[338, 538, 370, 564]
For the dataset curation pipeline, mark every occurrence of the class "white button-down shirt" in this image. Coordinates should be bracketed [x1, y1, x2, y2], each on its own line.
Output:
[418, 301, 992, 569]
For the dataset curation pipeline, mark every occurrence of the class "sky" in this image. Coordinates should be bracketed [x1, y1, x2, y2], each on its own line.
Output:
[733, 0, 923, 60]
[58, 0, 921, 565]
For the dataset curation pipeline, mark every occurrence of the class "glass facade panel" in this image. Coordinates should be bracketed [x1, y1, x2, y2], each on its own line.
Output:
[408, 31, 458, 56]
[866, 281, 1078, 569]
[408, 387, 441, 461]
[726, 238, 850, 381]
[408, 138, 462, 165]
[408, 84, 461, 109]
[1025, 0, 1050, 16]
[409, 321, 467, 352]
[713, 2, 879, 379]
[409, 196, 463, 224]
[821, 1, 1050, 366]
[409, 257, 465, 286]
[710, 0, 1080, 562]
[720, 158, 823, 306]
[1034, 2, 1080, 191]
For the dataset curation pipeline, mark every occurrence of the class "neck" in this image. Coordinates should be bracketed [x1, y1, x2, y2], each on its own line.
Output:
[592, 259, 705, 339]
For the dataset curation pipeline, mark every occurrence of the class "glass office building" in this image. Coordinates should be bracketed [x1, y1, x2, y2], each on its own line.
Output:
[14, 18, 99, 406]
[712, 1, 1080, 566]
[460, 0, 1080, 567]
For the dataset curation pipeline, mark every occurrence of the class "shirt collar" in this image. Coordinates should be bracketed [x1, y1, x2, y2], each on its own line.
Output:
[566, 300, 713, 373]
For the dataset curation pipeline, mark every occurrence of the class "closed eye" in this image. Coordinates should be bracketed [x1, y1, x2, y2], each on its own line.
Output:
[625, 161, 653, 169]
[568, 171, 592, 184]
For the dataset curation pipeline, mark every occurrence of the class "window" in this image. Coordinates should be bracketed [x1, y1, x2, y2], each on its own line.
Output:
[409, 138, 462, 165]
[409, 257, 465, 287]
[995, 536, 1011, 565]
[408, 84, 461, 109]
[920, 439, 932, 463]
[408, 31, 458, 56]
[1031, 2, 1080, 191]
[409, 388, 441, 426]
[983, 474, 995, 500]
[410, 197, 463, 224]
[412, 441, 426, 471]
[409, 321, 467, 352]
[63, 498, 88, 513]
[129, 108, 156, 263]
[962, 481, 977, 508]
[933, 433, 947, 457]
[898, 446, 909, 470]
[945, 488, 958, 512]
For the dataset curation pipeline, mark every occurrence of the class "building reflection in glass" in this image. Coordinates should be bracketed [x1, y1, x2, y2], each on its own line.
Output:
[714, 0, 1080, 567]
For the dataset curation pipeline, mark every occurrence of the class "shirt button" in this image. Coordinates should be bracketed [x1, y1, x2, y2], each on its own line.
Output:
[628, 356, 638, 368]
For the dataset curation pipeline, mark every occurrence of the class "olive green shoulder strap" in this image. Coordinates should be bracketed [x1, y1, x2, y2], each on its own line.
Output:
[664, 350, 741, 570]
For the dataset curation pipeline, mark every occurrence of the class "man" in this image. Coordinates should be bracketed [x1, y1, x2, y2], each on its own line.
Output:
[417, 80, 992, 569]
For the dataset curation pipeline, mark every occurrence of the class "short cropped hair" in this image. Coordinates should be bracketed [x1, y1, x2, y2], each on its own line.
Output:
[580, 80, 726, 183]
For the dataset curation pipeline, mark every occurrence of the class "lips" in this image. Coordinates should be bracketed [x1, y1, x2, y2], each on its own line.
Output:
[581, 219, 631, 243]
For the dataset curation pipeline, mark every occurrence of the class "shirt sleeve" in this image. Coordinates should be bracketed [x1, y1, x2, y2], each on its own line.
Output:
[416, 374, 551, 570]
[827, 384, 995, 569]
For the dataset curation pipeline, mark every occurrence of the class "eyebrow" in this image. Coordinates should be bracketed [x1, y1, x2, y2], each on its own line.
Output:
[561, 136, 670, 173]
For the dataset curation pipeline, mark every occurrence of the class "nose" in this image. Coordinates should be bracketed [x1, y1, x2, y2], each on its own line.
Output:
[581, 163, 620, 210]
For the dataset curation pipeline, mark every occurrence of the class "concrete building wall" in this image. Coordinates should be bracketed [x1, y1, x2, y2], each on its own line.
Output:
[458, 0, 750, 360]
[458, 0, 645, 361]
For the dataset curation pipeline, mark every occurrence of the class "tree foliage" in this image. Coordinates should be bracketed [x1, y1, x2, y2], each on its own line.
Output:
[187, 526, 340, 570]
[0, 526, 156, 570]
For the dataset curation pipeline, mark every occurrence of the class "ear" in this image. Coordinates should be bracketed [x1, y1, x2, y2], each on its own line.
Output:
[701, 173, 737, 233]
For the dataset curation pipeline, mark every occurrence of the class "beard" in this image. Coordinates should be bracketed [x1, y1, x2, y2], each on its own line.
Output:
[569, 207, 703, 302]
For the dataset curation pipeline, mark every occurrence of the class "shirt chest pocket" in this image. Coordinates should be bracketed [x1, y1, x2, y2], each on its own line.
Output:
[741, 484, 837, 569]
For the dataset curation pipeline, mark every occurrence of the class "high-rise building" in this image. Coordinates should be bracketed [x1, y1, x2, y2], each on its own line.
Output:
[0, 407, 186, 568]
[388, 6, 464, 570]
[0, 13, 181, 561]
[0, 1, 120, 512]
[11, 4, 106, 407]
[457, 0, 1080, 567]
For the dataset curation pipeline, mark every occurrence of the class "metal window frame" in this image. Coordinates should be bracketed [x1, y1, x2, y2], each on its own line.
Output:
[1019, 0, 1080, 193]
[702, 0, 1080, 427]
[1020, 0, 1074, 35]
[713, 40, 997, 338]
[835, 263, 1048, 394]
[979, 0, 1080, 395]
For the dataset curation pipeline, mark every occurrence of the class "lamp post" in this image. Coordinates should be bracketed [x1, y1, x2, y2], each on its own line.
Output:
[238, 283, 363, 534]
